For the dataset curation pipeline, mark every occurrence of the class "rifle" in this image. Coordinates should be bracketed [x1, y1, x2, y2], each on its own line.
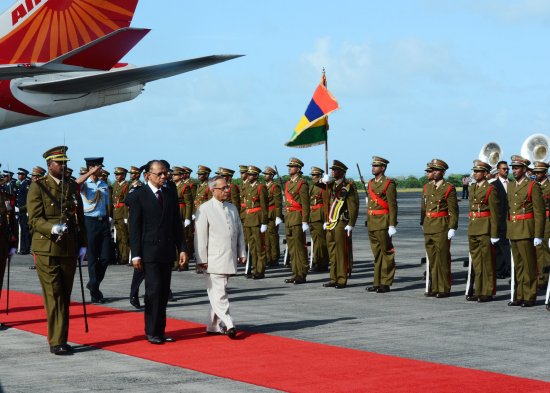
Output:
[356, 163, 368, 193]
[5, 255, 10, 315]
[273, 165, 285, 197]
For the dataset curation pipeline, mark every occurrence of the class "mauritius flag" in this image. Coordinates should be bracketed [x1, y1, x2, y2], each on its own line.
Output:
[285, 73, 339, 148]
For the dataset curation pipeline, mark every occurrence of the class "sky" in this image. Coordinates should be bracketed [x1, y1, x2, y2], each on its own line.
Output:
[1, 0, 550, 178]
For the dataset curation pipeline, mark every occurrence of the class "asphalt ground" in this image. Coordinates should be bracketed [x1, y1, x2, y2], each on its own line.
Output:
[1, 192, 550, 392]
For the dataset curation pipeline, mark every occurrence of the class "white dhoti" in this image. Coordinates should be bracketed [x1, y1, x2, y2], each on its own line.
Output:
[205, 273, 234, 332]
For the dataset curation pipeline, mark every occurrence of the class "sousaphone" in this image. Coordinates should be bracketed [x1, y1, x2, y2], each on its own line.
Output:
[520, 134, 550, 163]
[478, 142, 502, 167]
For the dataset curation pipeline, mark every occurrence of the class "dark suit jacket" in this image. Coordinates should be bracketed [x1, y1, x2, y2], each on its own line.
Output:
[491, 179, 508, 239]
[129, 184, 187, 263]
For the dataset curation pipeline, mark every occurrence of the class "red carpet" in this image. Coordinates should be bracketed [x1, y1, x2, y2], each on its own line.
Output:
[2, 290, 550, 392]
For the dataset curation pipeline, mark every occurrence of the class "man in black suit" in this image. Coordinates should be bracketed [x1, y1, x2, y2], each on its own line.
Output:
[129, 160, 189, 344]
[489, 162, 511, 278]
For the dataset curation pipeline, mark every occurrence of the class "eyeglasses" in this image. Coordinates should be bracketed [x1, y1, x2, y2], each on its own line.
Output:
[214, 185, 231, 190]
[500, 167, 509, 171]
[149, 172, 168, 177]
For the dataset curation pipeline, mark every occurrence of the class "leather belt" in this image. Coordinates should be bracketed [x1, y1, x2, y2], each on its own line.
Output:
[368, 209, 389, 216]
[509, 213, 534, 222]
[469, 211, 491, 219]
[425, 211, 449, 218]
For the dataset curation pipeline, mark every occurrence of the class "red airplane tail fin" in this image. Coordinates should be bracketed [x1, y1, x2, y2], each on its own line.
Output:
[0, 0, 139, 64]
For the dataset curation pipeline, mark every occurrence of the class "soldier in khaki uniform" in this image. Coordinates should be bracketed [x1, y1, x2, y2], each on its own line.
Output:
[27, 146, 87, 354]
[238, 165, 249, 221]
[180, 166, 195, 258]
[309, 167, 329, 272]
[422, 159, 458, 298]
[533, 161, 550, 289]
[217, 168, 240, 214]
[420, 163, 435, 226]
[194, 165, 212, 211]
[31, 166, 47, 181]
[507, 155, 545, 307]
[112, 167, 130, 265]
[241, 166, 268, 279]
[0, 182, 18, 329]
[322, 160, 359, 288]
[263, 167, 283, 266]
[284, 158, 310, 284]
[365, 157, 397, 293]
[466, 160, 500, 302]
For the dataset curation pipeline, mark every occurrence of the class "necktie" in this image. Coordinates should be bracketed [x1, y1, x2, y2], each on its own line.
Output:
[156, 189, 163, 208]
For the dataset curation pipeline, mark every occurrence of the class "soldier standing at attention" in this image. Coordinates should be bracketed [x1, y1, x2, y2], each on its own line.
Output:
[15, 168, 31, 254]
[466, 160, 499, 302]
[172, 166, 192, 270]
[180, 166, 195, 259]
[321, 160, 359, 289]
[309, 167, 329, 272]
[194, 166, 212, 210]
[112, 167, 130, 265]
[241, 166, 268, 279]
[365, 157, 397, 293]
[0, 176, 17, 329]
[420, 164, 435, 226]
[217, 168, 241, 214]
[507, 155, 545, 307]
[26, 146, 86, 354]
[533, 161, 550, 290]
[284, 158, 310, 284]
[263, 167, 283, 267]
[422, 159, 458, 298]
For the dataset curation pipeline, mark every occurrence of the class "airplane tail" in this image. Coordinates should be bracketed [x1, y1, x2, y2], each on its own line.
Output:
[0, 0, 139, 64]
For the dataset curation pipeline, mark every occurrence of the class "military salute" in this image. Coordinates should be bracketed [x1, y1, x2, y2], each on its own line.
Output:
[284, 158, 310, 284]
[466, 160, 499, 302]
[26, 146, 86, 354]
[423, 159, 458, 298]
[309, 166, 329, 272]
[112, 167, 130, 265]
[365, 156, 397, 293]
[263, 166, 283, 266]
[507, 155, 545, 307]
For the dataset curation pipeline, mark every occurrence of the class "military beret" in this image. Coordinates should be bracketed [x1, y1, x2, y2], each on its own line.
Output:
[287, 157, 304, 168]
[43, 145, 69, 161]
[310, 166, 324, 175]
[84, 157, 104, 167]
[197, 165, 211, 175]
[17, 168, 29, 175]
[114, 167, 128, 175]
[472, 160, 491, 172]
[330, 160, 348, 172]
[532, 161, 550, 172]
[510, 155, 531, 167]
[428, 158, 449, 171]
[262, 166, 276, 175]
[371, 156, 389, 167]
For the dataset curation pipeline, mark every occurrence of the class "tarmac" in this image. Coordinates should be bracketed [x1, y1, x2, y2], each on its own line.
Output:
[1, 192, 550, 392]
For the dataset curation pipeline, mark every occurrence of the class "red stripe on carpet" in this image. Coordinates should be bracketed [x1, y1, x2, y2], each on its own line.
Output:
[3, 290, 549, 392]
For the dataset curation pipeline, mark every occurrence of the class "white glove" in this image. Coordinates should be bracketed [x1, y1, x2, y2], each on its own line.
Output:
[345, 225, 353, 236]
[260, 224, 267, 233]
[447, 228, 456, 240]
[321, 174, 329, 183]
[78, 247, 87, 258]
[490, 238, 499, 245]
[51, 223, 68, 235]
[184, 219, 191, 227]
[8, 247, 16, 256]
[192, 214, 196, 220]
[14, 206, 19, 213]
[534, 238, 543, 247]
[388, 226, 397, 237]
[323, 222, 328, 230]
[365, 197, 368, 205]
[302, 222, 309, 232]
[275, 217, 283, 226]
[109, 217, 113, 223]
[124, 218, 128, 224]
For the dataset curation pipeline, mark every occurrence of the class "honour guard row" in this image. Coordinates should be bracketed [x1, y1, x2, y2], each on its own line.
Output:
[3, 145, 550, 354]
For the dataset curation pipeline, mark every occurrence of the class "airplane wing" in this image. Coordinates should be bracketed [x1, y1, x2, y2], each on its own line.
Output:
[17, 55, 243, 94]
[0, 28, 150, 80]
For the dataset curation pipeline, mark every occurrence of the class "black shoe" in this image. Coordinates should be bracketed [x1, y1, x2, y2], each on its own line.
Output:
[91, 296, 105, 304]
[130, 297, 141, 309]
[477, 296, 492, 303]
[246, 274, 254, 279]
[323, 282, 336, 287]
[253, 273, 265, 280]
[206, 330, 224, 335]
[0, 323, 8, 331]
[293, 277, 306, 284]
[50, 345, 70, 355]
[146, 335, 164, 345]
[466, 295, 478, 302]
[508, 300, 522, 306]
[436, 292, 450, 298]
[162, 336, 175, 343]
[28, 265, 36, 270]
[61, 343, 74, 352]
[546, 303, 550, 311]
[284, 278, 295, 284]
[227, 327, 237, 339]
[377, 286, 390, 293]
[168, 290, 176, 302]
[335, 284, 347, 289]
[366, 286, 379, 292]
[521, 301, 535, 308]
[424, 292, 436, 297]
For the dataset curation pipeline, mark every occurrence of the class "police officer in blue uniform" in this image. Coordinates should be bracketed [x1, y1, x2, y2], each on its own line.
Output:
[15, 168, 31, 254]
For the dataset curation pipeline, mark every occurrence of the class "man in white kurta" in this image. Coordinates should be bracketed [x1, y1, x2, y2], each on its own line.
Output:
[194, 176, 246, 338]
